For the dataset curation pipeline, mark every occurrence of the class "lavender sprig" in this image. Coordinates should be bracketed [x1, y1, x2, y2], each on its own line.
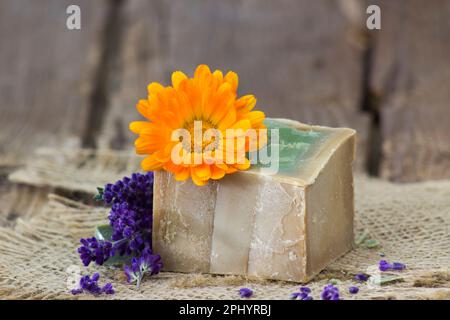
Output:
[75, 172, 162, 294]
[238, 288, 253, 298]
[77, 237, 112, 267]
[77, 172, 155, 266]
[354, 273, 369, 282]
[71, 273, 114, 296]
[290, 286, 313, 300]
[124, 250, 163, 288]
[321, 284, 340, 300]
[379, 260, 406, 271]
[349, 286, 359, 294]
[104, 173, 154, 256]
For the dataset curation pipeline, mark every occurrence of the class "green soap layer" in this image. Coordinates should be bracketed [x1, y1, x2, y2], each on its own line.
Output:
[251, 119, 331, 174]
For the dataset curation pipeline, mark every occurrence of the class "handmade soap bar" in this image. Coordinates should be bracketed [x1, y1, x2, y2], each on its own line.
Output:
[153, 118, 355, 282]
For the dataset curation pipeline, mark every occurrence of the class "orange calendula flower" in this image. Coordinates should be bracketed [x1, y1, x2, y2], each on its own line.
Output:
[130, 64, 266, 186]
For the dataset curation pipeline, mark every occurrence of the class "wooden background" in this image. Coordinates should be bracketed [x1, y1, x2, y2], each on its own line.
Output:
[1, 0, 449, 185]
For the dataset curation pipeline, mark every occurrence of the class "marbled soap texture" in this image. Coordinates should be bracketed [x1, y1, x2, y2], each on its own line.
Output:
[153, 118, 355, 282]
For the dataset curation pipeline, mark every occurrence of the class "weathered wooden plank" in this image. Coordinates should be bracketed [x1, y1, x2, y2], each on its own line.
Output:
[9, 148, 140, 195]
[370, 0, 450, 181]
[99, 0, 369, 170]
[0, 177, 50, 228]
[2, 146, 140, 227]
[0, 0, 109, 168]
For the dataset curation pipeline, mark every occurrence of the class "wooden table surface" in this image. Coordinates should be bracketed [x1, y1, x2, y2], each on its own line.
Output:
[1, 0, 450, 224]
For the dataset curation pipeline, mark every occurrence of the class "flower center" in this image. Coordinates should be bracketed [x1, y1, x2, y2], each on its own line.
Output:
[182, 119, 220, 153]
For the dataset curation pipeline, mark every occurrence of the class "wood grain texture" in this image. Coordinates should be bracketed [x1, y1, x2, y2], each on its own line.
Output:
[99, 0, 370, 170]
[9, 147, 140, 194]
[0, 176, 50, 228]
[0, 0, 108, 167]
[370, 0, 450, 181]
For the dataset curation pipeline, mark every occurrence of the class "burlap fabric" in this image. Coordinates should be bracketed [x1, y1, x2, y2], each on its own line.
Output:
[1, 148, 449, 299]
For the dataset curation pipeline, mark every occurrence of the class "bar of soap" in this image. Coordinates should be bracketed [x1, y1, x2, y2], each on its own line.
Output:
[153, 118, 355, 282]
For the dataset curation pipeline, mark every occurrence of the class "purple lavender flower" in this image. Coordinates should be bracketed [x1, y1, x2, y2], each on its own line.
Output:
[104, 173, 154, 256]
[321, 284, 340, 300]
[239, 288, 253, 298]
[379, 260, 392, 271]
[379, 260, 406, 271]
[354, 273, 369, 282]
[124, 250, 163, 288]
[109, 202, 149, 256]
[102, 283, 115, 295]
[80, 273, 102, 295]
[300, 287, 311, 294]
[71, 273, 114, 296]
[349, 286, 359, 294]
[291, 292, 308, 300]
[77, 237, 112, 266]
[103, 173, 153, 210]
[290, 292, 301, 299]
[70, 288, 83, 295]
[290, 287, 313, 300]
[78, 172, 154, 266]
[392, 262, 406, 270]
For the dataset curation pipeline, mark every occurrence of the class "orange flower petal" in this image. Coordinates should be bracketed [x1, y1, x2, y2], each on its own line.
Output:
[235, 157, 251, 170]
[211, 165, 226, 180]
[194, 164, 211, 180]
[212, 70, 223, 83]
[129, 121, 149, 134]
[174, 168, 190, 181]
[217, 107, 237, 131]
[191, 167, 209, 186]
[154, 149, 171, 162]
[230, 119, 251, 131]
[194, 64, 212, 81]
[147, 82, 165, 95]
[224, 71, 238, 92]
[225, 166, 238, 174]
[209, 91, 234, 125]
[172, 71, 187, 90]
[141, 155, 164, 171]
[136, 99, 152, 120]
[134, 137, 154, 154]
[246, 111, 266, 126]
[215, 162, 229, 171]
[235, 95, 257, 113]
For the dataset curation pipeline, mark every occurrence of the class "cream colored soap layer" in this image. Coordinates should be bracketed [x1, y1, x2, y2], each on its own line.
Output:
[210, 174, 259, 274]
[306, 135, 355, 277]
[153, 172, 217, 273]
[247, 179, 307, 281]
[153, 118, 355, 282]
